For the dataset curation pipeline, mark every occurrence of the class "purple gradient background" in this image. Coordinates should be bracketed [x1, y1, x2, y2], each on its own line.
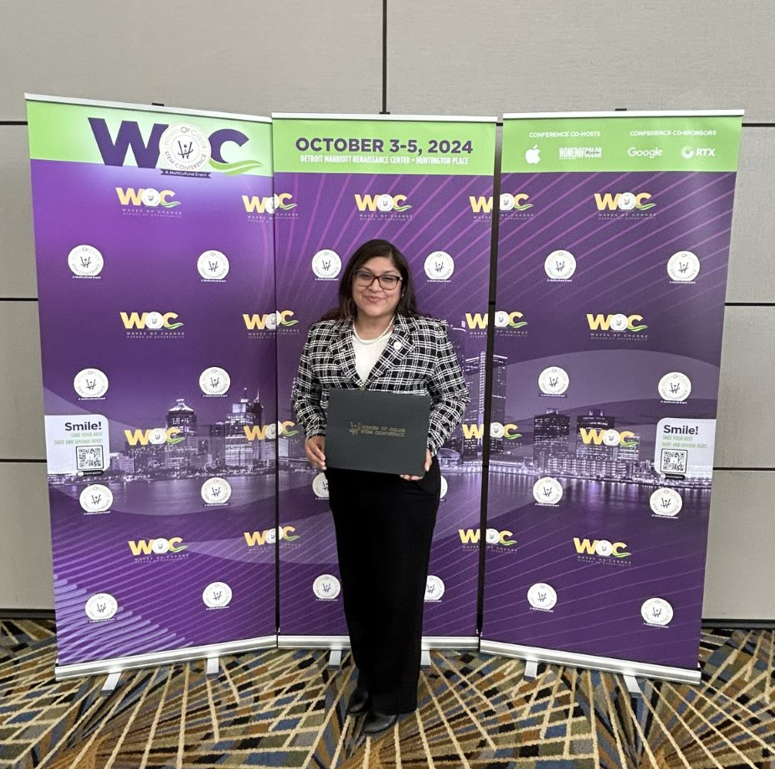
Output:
[481, 171, 737, 670]
[30, 160, 277, 664]
[274, 171, 495, 638]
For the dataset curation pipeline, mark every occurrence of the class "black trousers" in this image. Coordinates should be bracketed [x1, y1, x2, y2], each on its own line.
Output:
[324, 456, 441, 714]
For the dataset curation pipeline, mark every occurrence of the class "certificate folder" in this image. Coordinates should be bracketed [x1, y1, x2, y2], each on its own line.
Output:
[326, 388, 431, 476]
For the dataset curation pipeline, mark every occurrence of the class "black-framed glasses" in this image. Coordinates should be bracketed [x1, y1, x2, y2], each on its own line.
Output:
[353, 269, 403, 290]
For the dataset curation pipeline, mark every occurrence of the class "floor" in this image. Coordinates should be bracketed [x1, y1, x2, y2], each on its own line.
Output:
[0, 620, 773, 768]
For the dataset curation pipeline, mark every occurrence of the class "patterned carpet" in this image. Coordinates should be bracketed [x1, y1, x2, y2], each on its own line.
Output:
[0, 620, 773, 768]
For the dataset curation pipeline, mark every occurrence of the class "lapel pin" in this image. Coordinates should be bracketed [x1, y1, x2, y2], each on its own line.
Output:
[393, 341, 402, 350]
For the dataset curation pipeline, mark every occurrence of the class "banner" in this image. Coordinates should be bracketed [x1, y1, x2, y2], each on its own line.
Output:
[27, 96, 277, 674]
[481, 111, 743, 681]
[272, 114, 496, 643]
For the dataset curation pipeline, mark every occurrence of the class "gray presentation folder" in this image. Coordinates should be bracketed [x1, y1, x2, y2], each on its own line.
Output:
[325, 388, 432, 476]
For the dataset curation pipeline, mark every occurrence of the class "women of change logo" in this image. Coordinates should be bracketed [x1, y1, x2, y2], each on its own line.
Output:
[527, 583, 557, 611]
[533, 477, 564, 506]
[312, 249, 342, 280]
[203, 581, 233, 609]
[544, 250, 576, 281]
[74, 368, 109, 399]
[84, 593, 119, 621]
[201, 477, 232, 506]
[313, 574, 341, 600]
[79, 484, 113, 514]
[658, 372, 692, 402]
[159, 123, 211, 172]
[199, 367, 231, 396]
[68, 245, 104, 278]
[650, 488, 683, 517]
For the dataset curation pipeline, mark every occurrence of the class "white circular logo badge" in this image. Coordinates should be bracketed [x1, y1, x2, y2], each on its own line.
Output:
[147, 428, 167, 445]
[203, 581, 233, 608]
[312, 473, 329, 499]
[201, 477, 232, 505]
[313, 574, 341, 600]
[199, 367, 230, 396]
[74, 368, 109, 399]
[490, 422, 505, 439]
[545, 250, 576, 280]
[151, 538, 171, 554]
[641, 597, 673, 626]
[68, 245, 104, 277]
[425, 575, 445, 602]
[595, 539, 614, 557]
[312, 249, 342, 279]
[141, 188, 161, 207]
[650, 488, 683, 517]
[494, 311, 510, 328]
[85, 593, 118, 621]
[609, 313, 629, 332]
[159, 123, 211, 172]
[602, 429, 621, 447]
[667, 251, 700, 282]
[264, 423, 278, 440]
[424, 251, 455, 281]
[144, 312, 164, 330]
[79, 484, 113, 513]
[439, 474, 448, 499]
[198, 250, 229, 280]
[377, 193, 394, 212]
[499, 193, 515, 211]
[485, 528, 500, 545]
[617, 192, 637, 211]
[533, 477, 563, 505]
[538, 366, 570, 395]
[528, 583, 557, 611]
[658, 372, 692, 402]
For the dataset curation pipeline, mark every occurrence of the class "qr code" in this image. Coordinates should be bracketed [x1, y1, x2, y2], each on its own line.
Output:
[76, 445, 104, 471]
[661, 449, 688, 474]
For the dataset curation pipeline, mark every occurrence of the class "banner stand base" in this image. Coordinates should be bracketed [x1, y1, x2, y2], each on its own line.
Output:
[277, 635, 479, 656]
[479, 639, 700, 685]
[55, 634, 277, 681]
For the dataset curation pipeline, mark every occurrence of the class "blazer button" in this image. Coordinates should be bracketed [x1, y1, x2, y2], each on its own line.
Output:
[393, 341, 402, 350]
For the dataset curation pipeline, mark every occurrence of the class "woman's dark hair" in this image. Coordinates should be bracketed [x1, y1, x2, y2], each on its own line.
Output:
[319, 239, 424, 321]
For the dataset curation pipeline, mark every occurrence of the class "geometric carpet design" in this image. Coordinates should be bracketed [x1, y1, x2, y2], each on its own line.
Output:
[1, 620, 773, 768]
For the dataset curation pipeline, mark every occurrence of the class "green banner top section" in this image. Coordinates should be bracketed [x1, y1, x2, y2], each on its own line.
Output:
[26, 98, 273, 176]
[502, 113, 743, 173]
[272, 117, 496, 175]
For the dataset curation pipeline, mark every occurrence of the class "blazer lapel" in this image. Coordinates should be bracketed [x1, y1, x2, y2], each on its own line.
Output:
[330, 319, 361, 386]
[365, 314, 414, 385]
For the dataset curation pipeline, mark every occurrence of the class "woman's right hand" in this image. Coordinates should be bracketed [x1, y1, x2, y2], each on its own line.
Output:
[305, 435, 327, 471]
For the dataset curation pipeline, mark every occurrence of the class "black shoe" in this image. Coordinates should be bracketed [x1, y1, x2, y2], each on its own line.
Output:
[362, 708, 398, 735]
[346, 685, 370, 715]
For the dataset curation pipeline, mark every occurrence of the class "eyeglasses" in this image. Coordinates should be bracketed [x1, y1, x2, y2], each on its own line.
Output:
[353, 269, 403, 290]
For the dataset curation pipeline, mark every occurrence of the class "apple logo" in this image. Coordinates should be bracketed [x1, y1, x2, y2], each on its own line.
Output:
[525, 146, 541, 165]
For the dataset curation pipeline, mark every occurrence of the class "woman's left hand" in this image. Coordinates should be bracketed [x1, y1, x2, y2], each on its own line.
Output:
[400, 449, 432, 481]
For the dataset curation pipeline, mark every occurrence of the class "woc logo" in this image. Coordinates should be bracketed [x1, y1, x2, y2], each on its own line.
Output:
[90, 118, 259, 173]
[459, 528, 516, 546]
[128, 537, 187, 556]
[354, 194, 411, 212]
[587, 313, 647, 333]
[125, 427, 184, 446]
[574, 538, 631, 559]
[243, 311, 298, 330]
[242, 193, 296, 214]
[120, 311, 183, 330]
[579, 428, 636, 447]
[244, 526, 300, 546]
[469, 194, 532, 213]
[465, 311, 526, 330]
[244, 421, 298, 441]
[594, 192, 655, 211]
[462, 423, 520, 440]
[116, 187, 180, 208]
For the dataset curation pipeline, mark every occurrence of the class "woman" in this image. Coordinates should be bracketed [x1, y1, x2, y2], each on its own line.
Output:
[291, 239, 470, 735]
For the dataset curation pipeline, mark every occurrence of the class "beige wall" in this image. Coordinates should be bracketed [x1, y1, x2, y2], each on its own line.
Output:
[1, 0, 773, 618]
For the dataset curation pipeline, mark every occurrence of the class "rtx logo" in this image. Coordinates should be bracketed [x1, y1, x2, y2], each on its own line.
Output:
[458, 528, 516, 546]
[578, 429, 636, 447]
[593, 192, 655, 211]
[242, 311, 298, 331]
[587, 314, 647, 333]
[573, 538, 631, 559]
[681, 146, 715, 159]
[461, 423, 520, 440]
[465, 311, 526, 330]
[128, 537, 187, 556]
[242, 193, 296, 214]
[243, 421, 298, 441]
[355, 194, 411, 212]
[116, 187, 179, 208]
[120, 312, 183, 331]
[244, 526, 300, 546]
[124, 427, 184, 447]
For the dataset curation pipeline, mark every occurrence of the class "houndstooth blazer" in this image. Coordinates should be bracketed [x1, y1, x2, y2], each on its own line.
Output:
[291, 313, 470, 455]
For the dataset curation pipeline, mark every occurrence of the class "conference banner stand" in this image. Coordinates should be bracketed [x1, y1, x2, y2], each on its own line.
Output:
[272, 114, 496, 652]
[480, 110, 743, 684]
[27, 95, 278, 680]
